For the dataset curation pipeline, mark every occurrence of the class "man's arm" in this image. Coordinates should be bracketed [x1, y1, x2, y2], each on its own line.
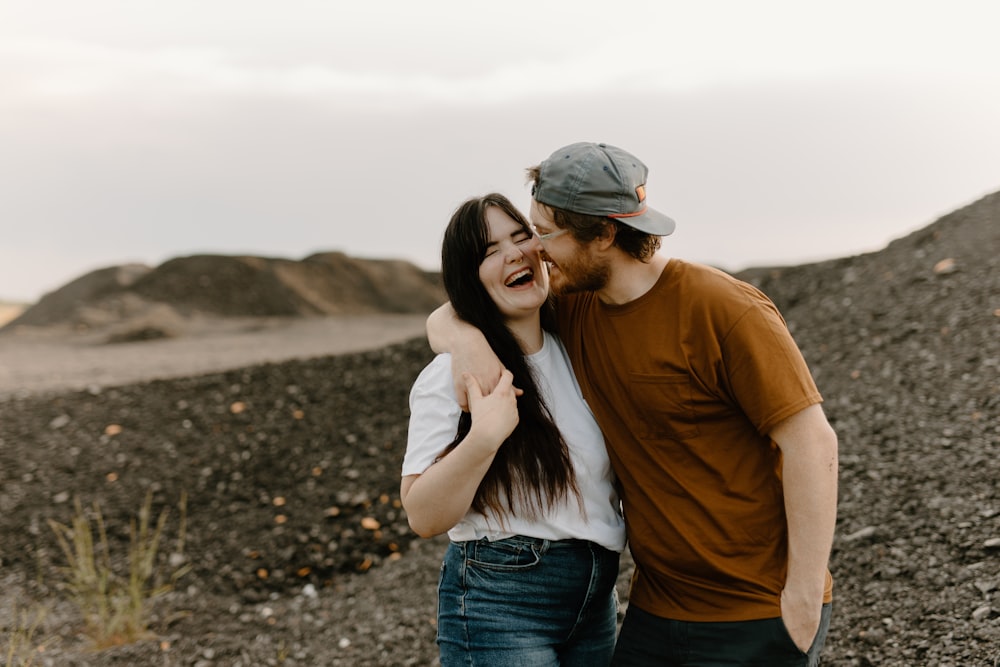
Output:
[770, 403, 838, 652]
[426, 302, 506, 411]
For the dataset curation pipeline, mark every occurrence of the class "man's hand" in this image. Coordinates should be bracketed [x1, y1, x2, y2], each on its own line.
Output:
[780, 586, 821, 652]
[427, 302, 508, 411]
[450, 343, 507, 412]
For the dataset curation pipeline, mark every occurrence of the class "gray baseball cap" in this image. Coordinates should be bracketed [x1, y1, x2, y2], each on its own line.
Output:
[533, 142, 676, 236]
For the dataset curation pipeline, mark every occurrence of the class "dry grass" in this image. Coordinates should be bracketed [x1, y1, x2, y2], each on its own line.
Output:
[1, 604, 46, 667]
[47, 491, 189, 649]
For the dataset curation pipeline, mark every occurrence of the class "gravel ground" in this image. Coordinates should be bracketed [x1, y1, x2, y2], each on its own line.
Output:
[0, 190, 998, 666]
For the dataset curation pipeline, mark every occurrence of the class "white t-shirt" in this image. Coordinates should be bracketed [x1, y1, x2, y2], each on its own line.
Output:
[402, 331, 626, 553]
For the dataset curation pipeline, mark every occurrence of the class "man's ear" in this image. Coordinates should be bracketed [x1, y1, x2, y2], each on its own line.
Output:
[594, 220, 617, 250]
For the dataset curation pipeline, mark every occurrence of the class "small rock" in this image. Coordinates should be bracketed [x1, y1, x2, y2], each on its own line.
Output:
[972, 605, 992, 621]
[859, 627, 885, 643]
[973, 580, 997, 595]
[983, 538, 1000, 549]
[49, 414, 71, 429]
[933, 257, 958, 274]
[843, 526, 877, 542]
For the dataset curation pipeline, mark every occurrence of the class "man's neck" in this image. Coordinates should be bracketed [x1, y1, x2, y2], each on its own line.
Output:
[596, 253, 670, 305]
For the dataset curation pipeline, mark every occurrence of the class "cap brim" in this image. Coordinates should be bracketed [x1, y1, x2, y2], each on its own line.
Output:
[614, 207, 676, 236]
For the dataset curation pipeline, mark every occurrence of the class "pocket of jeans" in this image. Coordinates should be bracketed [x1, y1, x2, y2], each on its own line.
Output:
[775, 616, 810, 658]
[467, 539, 542, 571]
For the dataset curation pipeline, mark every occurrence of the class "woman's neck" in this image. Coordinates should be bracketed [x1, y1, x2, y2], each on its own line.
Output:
[506, 313, 544, 355]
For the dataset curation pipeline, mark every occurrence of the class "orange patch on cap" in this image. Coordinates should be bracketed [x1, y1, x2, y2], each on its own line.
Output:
[635, 184, 646, 202]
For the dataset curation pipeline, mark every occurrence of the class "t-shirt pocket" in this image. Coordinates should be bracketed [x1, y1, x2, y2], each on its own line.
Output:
[629, 372, 700, 441]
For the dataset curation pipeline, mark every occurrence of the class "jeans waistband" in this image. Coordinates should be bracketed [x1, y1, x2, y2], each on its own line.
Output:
[464, 535, 603, 552]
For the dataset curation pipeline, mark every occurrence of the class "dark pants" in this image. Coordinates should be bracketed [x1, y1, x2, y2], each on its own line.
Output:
[611, 602, 833, 667]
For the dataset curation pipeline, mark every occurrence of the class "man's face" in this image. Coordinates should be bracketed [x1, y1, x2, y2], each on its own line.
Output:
[529, 199, 610, 296]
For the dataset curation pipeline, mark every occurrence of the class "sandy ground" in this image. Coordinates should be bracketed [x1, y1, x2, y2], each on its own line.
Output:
[0, 304, 24, 327]
[0, 314, 429, 398]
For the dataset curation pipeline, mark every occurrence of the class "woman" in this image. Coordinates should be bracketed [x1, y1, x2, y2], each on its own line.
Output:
[401, 193, 626, 666]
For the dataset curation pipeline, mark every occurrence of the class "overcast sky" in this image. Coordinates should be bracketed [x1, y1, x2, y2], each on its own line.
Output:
[2, 1, 999, 304]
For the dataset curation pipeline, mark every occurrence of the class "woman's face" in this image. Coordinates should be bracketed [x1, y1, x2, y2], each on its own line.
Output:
[478, 205, 549, 322]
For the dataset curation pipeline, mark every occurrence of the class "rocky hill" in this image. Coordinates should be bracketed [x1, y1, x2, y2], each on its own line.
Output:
[3, 251, 445, 332]
[0, 190, 997, 665]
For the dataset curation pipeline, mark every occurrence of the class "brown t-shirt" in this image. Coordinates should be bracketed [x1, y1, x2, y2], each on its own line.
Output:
[556, 259, 833, 621]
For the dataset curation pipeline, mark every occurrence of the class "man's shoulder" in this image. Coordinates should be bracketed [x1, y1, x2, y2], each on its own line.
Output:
[670, 258, 743, 289]
[670, 259, 773, 307]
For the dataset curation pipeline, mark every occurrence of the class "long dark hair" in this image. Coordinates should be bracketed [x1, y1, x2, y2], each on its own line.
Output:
[438, 193, 579, 522]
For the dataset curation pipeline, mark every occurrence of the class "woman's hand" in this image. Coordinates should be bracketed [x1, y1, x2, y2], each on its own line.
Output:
[465, 369, 519, 450]
[400, 369, 520, 538]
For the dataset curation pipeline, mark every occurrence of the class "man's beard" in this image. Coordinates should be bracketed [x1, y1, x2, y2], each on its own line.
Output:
[548, 253, 610, 296]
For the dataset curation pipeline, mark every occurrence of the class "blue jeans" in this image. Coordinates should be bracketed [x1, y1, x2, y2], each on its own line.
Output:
[437, 536, 621, 666]
[612, 602, 833, 667]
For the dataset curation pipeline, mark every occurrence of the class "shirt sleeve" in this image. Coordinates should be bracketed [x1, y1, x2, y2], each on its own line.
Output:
[720, 297, 822, 436]
[401, 354, 463, 476]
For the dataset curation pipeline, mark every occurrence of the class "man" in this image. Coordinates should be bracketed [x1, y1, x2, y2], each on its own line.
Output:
[427, 142, 838, 666]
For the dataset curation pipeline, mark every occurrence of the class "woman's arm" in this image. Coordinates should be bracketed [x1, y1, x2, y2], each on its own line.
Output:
[400, 370, 519, 537]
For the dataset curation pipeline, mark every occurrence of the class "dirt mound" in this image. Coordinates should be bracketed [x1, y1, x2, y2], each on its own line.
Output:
[295, 252, 447, 314]
[0, 189, 998, 665]
[4, 252, 445, 332]
[7, 263, 153, 328]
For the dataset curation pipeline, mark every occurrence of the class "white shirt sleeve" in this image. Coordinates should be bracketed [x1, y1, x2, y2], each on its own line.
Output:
[401, 353, 463, 477]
